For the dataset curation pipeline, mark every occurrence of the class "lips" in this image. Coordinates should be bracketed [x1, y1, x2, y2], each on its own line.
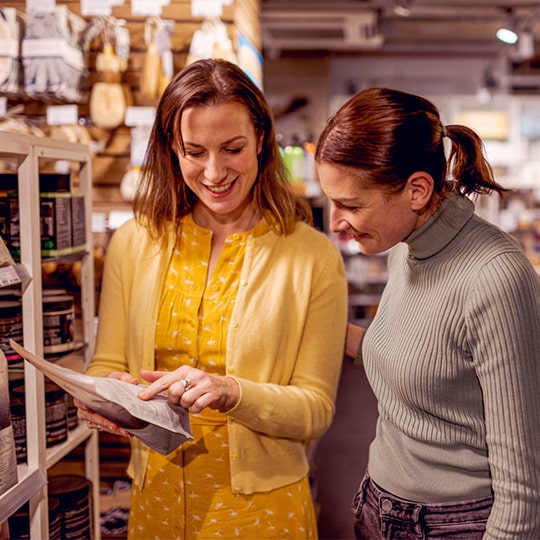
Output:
[205, 179, 236, 195]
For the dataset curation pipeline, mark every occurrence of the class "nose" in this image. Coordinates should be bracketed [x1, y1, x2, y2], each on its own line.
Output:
[204, 153, 227, 183]
[329, 205, 349, 233]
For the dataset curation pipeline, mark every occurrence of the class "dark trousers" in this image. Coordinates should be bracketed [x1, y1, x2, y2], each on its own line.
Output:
[352, 472, 493, 539]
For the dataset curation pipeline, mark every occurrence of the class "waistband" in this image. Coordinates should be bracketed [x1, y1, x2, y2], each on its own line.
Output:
[356, 472, 493, 526]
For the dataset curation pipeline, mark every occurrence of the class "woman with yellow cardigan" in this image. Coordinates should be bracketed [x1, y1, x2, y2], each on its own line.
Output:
[76, 58, 348, 539]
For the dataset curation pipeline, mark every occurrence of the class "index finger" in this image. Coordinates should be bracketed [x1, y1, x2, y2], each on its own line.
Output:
[137, 370, 171, 400]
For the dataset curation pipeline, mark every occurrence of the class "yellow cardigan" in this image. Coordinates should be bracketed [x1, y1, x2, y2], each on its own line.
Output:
[87, 216, 348, 494]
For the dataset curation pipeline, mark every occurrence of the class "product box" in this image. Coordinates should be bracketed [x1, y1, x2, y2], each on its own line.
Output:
[1, 175, 19, 258]
[0, 348, 18, 495]
[3, 173, 75, 258]
[40, 192, 72, 256]
[7, 191, 19, 258]
[70, 193, 86, 252]
[0, 195, 8, 246]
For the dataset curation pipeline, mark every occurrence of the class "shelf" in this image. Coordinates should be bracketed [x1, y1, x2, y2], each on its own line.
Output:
[0, 467, 46, 524]
[10, 249, 90, 265]
[0, 132, 99, 539]
[46, 424, 96, 469]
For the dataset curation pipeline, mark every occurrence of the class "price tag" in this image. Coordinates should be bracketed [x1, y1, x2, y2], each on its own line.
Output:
[131, 0, 163, 16]
[81, 0, 112, 16]
[191, 0, 223, 17]
[0, 266, 20, 288]
[125, 106, 156, 127]
[46, 105, 79, 126]
[26, 0, 55, 13]
[130, 126, 152, 166]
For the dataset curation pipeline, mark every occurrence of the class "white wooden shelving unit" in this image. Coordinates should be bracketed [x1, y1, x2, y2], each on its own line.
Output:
[0, 132, 100, 540]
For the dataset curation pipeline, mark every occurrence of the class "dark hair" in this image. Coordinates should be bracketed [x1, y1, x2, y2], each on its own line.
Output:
[134, 58, 312, 244]
[315, 87, 508, 201]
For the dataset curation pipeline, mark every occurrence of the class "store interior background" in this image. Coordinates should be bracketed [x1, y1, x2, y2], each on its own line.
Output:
[1, 1, 540, 539]
[263, 2, 540, 537]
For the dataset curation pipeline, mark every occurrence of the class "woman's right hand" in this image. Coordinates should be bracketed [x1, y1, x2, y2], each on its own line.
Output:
[74, 371, 138, 438]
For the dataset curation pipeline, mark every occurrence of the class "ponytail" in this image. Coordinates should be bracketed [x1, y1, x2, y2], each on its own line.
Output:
[445, 124, 509, 197]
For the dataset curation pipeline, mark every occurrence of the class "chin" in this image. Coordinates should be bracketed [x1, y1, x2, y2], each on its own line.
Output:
[357, 243, 383, 256]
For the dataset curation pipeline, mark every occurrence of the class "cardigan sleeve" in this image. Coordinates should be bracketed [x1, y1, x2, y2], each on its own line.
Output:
[468, 252, 540, 537]
[86, 222, 132, 377]
[87, 219, 164, 380]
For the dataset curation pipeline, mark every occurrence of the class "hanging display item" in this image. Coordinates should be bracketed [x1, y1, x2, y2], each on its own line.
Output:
[88, 16, 132, 129]
[140, 17, 175, 100]
[0, 8, 22, 97]
[21, 5, 88, 103]
[186, 16, 237, 66]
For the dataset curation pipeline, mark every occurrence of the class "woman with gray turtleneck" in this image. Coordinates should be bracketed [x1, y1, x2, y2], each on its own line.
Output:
[316, 87, 540, 539]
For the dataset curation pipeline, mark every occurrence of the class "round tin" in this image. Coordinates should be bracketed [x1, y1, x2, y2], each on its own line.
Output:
[42, 294, 75, 355]
[48, 475, 93, 540]
[45, 380, 68, 447]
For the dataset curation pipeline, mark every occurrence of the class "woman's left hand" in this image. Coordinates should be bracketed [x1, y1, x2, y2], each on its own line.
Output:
[137, 368, 240, 414]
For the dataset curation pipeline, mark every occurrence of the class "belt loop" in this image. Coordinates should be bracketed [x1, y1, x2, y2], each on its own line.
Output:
[351, 472, 371, 515]
[413, 504, 426, 540]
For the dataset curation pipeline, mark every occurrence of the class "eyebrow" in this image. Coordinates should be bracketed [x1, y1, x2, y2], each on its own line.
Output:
[332, 196, 360, 204]
[183, 135, 248, 147]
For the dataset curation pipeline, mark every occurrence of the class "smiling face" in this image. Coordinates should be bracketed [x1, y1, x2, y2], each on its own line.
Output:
[177, 102, 262, 227]
[318, 162, 429, 255]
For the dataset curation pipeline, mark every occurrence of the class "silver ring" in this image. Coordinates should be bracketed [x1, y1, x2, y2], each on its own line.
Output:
[180, 378, 191, 390]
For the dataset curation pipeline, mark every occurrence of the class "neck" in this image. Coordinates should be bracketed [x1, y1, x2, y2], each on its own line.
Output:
[415, 194, 444, 230]
[192, 203, 260, 235]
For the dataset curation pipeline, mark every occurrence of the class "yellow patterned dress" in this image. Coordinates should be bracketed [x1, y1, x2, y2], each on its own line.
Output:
[127, 214, 318, 540]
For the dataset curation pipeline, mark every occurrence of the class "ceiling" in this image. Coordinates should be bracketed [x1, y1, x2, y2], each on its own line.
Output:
[260, 0, 540, 94]
[260, 0, 540, 57]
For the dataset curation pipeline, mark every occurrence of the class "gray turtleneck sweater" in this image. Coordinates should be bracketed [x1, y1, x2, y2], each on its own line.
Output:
[359, 192, 540, 538]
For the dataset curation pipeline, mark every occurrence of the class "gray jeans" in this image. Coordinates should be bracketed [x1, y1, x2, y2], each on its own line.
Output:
[352, 472, 493, 539]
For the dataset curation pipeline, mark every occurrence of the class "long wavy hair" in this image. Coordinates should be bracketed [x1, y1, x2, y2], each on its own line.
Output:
[134, 58, 312, 245]
[316, 87, 508, 204]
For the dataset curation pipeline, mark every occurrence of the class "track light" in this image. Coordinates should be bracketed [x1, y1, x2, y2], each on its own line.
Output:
[393, 0, 413, 17]
[496, 27, 519, 44]
[517, 29, 535, 59]
[496, 9, 519, 44]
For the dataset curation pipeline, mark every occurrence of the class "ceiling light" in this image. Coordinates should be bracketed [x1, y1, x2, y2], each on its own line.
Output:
[496, 9, 519, 44]
[496, 27, 519, 44]
[393, 0, 412, 17]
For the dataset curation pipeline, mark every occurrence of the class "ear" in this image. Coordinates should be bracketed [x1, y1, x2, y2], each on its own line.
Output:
[406, 171, 434, 211]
